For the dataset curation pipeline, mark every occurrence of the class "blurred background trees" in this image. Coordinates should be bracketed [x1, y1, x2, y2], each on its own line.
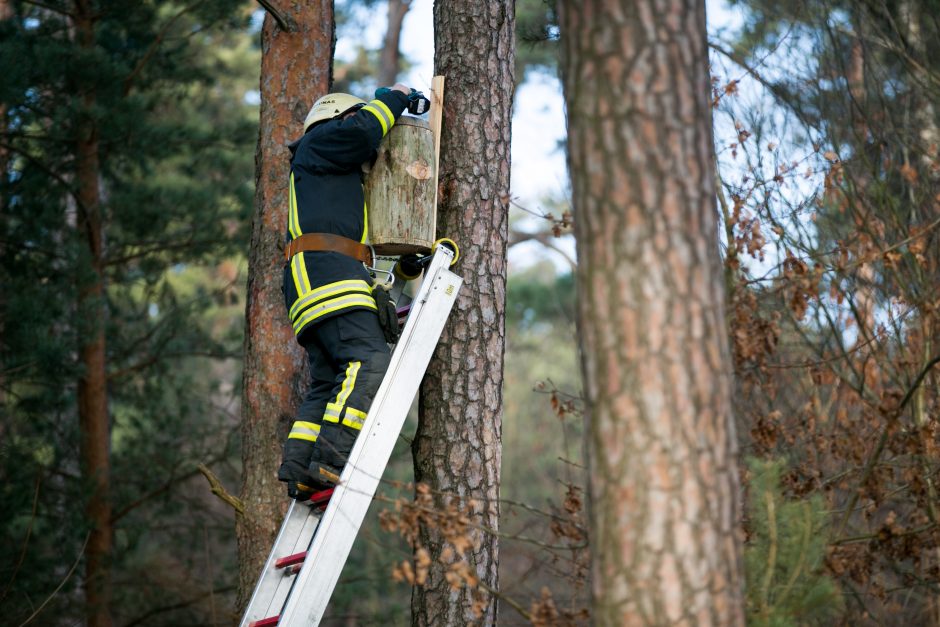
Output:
[0, 1, 256, 624]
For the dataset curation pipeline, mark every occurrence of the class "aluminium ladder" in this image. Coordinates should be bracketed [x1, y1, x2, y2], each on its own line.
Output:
[241, 246, 463, 627]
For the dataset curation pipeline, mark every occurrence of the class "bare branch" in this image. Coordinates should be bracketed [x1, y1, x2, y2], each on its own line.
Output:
[17, 532, 90, 627]
[255, 0, 291, 32]
[197, 463, 244, 515]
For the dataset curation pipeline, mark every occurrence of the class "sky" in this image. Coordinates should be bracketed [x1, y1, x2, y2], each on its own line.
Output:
[335, 1, 749, 270]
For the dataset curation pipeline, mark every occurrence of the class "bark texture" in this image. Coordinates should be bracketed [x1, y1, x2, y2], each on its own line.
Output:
[412, 2, 514, 624]
[557, 1, 744, 625]
[237, 4, 334, 612]
[73, 2, 112, 625]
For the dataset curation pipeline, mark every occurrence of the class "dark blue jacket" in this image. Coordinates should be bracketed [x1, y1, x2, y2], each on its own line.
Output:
[283, 90, 409, 338]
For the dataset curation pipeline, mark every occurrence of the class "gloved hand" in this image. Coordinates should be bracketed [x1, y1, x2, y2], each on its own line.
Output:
[407, 89, 431, 115]
[375, 86, 392, 98]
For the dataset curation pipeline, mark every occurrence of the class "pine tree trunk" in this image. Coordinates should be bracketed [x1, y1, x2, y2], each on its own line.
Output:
[237, 5, 334, 613]
[412, 2, 514, 624]
[378, 0, 410, 86]
[557, 1, 745, 625]
[73, 2, 112, 625]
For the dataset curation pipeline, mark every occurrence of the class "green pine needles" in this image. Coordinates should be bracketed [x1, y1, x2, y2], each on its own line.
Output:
[745, 458, 842, 626]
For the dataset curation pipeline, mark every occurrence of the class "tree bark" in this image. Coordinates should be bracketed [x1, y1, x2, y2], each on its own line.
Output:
[72, 2, 112, 625]
[412, 2, 513, 625]
[557, 1, 744, 625]
[378, 0, 410, 86]
[237, 4, 334, 613]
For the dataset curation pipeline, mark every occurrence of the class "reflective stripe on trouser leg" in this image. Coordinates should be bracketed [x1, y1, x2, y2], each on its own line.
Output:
[288, 421, 320, 442]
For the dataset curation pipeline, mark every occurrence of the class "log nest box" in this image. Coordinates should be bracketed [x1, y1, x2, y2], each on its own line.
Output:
[364, 116, 436, 255]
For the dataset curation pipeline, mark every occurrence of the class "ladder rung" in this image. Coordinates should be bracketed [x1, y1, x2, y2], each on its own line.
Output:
[308, 488, 334, 507]
[274, 551, 307, 569]
[248, 616, 279, 627]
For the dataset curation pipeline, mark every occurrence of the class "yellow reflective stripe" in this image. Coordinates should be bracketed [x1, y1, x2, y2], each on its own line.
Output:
[292, 294, 377, 333]
[288, 172, 301, 239]
[288, 421, 321, 442]
[289, 279, 372, 320]
[343, 406, 367, 430]
[336, 361, 360, 407]
[324, 402, 342, 423]
[373, 99, 395, 126]
[362, 199, 368, 244]
[291, 253, 312, 295]
[362, 104, 389, 135]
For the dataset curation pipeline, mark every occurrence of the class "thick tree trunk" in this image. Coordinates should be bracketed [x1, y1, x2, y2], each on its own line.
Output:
[73, 2, 112, 626]
[237, 5, 334, 613]
[558, 1, 745, 625]
[378, 0, 410, 86]
[412, 2, 513, 625]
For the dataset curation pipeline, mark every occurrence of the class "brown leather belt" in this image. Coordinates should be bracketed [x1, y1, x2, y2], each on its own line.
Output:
[284, 233, 373, 265]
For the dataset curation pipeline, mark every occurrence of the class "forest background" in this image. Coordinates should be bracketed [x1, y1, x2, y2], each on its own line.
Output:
[1, 0, 939, 625]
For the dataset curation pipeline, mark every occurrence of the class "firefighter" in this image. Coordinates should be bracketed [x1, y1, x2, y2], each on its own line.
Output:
[277, 83, 414, 500]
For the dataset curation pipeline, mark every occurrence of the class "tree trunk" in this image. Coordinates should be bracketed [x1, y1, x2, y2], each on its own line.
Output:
[412, 2, 513, 625]
[557, 1, 745, 625]
[378, 0, 410, 86]
[237, 5, 334, 613]
[72, 2, 112, 625]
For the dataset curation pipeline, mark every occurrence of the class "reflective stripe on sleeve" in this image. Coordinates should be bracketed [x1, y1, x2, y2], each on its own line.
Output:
[373, 100, 395, 126]
[362, 102, 391, 135]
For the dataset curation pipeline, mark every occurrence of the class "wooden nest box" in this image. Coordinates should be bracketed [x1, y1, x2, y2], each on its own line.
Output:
[364, 78, 443, 256]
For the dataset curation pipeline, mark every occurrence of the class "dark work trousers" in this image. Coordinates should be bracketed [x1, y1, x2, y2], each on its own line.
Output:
[279, 309, 391, 491]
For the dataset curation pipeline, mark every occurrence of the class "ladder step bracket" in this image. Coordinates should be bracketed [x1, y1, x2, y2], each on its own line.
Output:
[274, 552, 307, 570]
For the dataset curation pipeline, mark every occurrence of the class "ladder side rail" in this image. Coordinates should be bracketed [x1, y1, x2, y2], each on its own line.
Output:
[240, 501, 316, 626]
[279, 248, 462, 625]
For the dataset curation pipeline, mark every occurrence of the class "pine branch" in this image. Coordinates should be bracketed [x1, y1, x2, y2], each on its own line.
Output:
[122, 1, 202, 95]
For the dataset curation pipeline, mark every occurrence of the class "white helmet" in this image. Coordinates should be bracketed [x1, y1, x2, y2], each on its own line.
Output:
[303, 93, 366, 132]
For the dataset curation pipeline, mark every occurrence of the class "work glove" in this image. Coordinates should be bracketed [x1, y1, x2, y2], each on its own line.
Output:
[374, 86, 392, 98]
[407, 89, 431, 115]
[373, 284, 401, 344]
